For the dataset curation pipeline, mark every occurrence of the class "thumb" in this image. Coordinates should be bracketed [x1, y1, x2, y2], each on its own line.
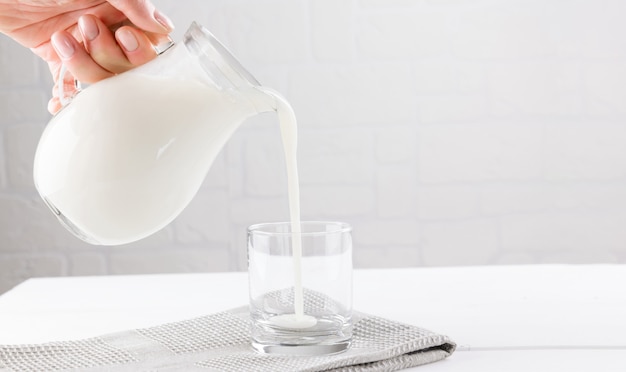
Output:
[107, 0, 174, 34]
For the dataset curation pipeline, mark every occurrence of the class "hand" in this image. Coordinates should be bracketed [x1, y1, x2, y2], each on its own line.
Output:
[0, 0, 174, 113]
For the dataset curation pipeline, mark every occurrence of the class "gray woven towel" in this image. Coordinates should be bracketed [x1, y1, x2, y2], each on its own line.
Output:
[0, 307, 455, 372]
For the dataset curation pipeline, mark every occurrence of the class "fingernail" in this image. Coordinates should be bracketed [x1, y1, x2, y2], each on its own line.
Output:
[153, 9, 175, 31]
[78, 16, 99, 41]
[116, 29, 139, 52]
[51, 33, 75, 59]
[48, 97, 60, 115]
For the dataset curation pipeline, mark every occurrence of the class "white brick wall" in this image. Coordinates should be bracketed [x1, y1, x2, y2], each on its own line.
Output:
[1, 0, 626, 294]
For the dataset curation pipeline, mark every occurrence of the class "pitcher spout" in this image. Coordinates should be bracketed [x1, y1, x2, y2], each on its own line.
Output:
[242, 86, 282, 114]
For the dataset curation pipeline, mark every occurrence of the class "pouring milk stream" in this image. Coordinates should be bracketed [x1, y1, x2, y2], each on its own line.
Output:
[33, 23, 312, 327]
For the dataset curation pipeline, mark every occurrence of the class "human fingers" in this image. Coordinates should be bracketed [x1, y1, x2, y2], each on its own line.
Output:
[114, 26, 158, 66]
[50, 30, 115, 84]
[79, 14, 134, 74]
[107, 0, 174, 34]
[80, 16, 158, 73]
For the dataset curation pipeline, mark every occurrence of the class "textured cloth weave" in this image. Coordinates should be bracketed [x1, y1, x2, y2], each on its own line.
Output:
[0, 307, 455, 372]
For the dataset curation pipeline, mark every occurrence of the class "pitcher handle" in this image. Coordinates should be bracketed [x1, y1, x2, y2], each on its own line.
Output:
[56, 35, 174, 108]
[57, 64, 82, 108]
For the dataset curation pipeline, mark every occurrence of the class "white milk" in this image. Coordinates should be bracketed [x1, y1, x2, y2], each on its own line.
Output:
[34, 73, 258, 245]
[258, 88, 317, 328]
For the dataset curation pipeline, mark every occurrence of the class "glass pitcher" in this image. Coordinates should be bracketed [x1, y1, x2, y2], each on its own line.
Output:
[33, 22, 273, 246]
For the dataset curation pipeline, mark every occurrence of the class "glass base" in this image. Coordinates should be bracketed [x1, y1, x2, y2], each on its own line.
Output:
[250, 311, 353, 356]
[251, 339, 351, 356]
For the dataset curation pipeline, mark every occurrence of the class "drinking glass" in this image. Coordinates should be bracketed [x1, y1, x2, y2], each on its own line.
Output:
[247, 221, 353, 355]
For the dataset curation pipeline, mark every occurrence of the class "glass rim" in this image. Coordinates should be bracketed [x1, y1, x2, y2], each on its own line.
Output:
[247, 221, 352, 236]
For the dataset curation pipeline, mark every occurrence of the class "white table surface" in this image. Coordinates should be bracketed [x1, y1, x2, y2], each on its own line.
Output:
[0, 265, 624, 371]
